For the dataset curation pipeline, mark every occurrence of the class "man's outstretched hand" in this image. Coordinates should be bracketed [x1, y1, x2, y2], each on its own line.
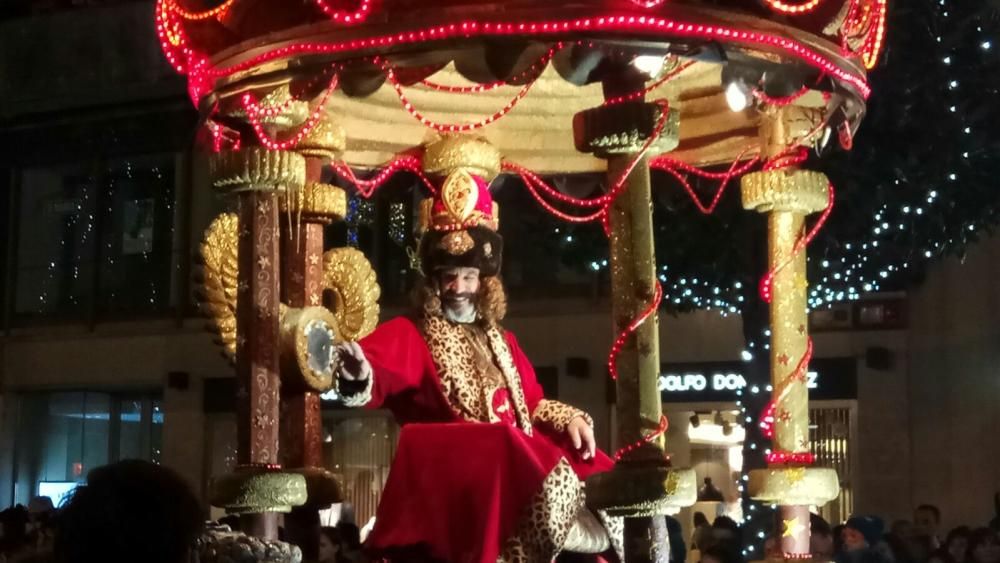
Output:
[567, 415, 596, 461]
[335, 341, 372, 381]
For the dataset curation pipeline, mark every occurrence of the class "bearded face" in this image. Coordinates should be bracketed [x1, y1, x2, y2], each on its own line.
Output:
[434, 266, 481, 322]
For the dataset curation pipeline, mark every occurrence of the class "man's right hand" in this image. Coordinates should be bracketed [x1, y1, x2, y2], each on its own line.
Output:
[335, 341, 372, 381]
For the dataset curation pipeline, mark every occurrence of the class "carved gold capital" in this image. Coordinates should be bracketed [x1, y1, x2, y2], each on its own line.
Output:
[748, 467, 840, 507]
[423, 135, 502, 181]
[278, 182, 347, 221]
[210, 148, 306, 195]
[297, 114, 346, 161]
[741, 169, 829, 215]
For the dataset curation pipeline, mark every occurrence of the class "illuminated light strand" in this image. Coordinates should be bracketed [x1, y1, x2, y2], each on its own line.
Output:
[614, 414, 669, 461]
[331, 157, 436, 198]
[759, 184, 833, 303]
[192, 17, 872, 99]
[841, 0, 888, 70]
[207, 121, 242, 153]
[244, 75, 340, 151]
[768, 451, 816, 465]
[760, 338, 812, 440]
[312, 0, 374, 24]
[763, 0, 823, 15]
[629, 0, 668, 8]
[607, 283, 663, 381]
[164, 0, 236, 20]
[753, 85, 811, 107]
[418, 43, 562, 93]
[383, 61, 538, 132]
[155, 0, 196, 74]
[500, 98, 673, 225]
[651, 150, 759, 214]
[515, 172, 608, 222]
[603, 60, 697, 106]
[241, 69, 340, 120]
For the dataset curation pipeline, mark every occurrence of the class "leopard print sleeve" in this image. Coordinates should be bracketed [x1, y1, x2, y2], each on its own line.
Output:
[532, 399, 593, 434]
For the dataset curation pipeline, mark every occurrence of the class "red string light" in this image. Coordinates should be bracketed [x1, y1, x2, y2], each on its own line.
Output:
[651, 152, 760, 214]
[607, 283, 663, 381]
[418, 44, 562, 93]
[614, 414, 669, 461]
[753, 86, 811, 107]
[186, 17, 871, 99]
[762, 0, 824, 15]
[242, 75, 339, 151]
[842, 0, 888, 70]
[312, 0, 374, 24]
[629, 0, 668, 8]
[331, 156, 435, 198]
[603, 60, 696, 106]
[758, 184, 833, 303]
[383, 61, 538, 132]
[164, 0, 236, 20]
[766, 451, 816, 465]
[241, 69, 340, 121]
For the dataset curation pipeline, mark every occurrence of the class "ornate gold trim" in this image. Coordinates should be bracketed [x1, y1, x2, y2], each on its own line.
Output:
[278, 182, 347, 220]
[197, 213, 240, 361]
[210, 147, 306, 194]
[322, 247, 381, 341]
[748, 466, 840, 506]
[741, 169, 830, 214]
[423, 134, 501, 181]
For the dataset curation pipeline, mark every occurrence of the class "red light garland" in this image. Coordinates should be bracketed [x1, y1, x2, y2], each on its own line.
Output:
[179, 17, 871, 100]
[758, 183, 833, 303]
[607, 282, 663, 381]
[763, 0, 824, 15]
[603, 60, 696, 106]
[753, 85, 811, 107]
[331, 156, 436, 198]
[418, 44, 562, 93]
[242, 75, 340, 151]
[164, 0, 236, 20]
[383, 61, 538, 132]
[614, 414, 669, 461]
[650, 151, 760, 214]
[312, 0, 374, 24]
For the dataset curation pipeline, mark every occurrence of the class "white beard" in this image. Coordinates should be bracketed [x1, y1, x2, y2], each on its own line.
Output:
[443, 303, 476, 324]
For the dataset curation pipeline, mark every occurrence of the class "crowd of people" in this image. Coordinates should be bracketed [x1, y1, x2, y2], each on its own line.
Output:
[1, 460, 998, 563]
[685, 503, 1000, 563]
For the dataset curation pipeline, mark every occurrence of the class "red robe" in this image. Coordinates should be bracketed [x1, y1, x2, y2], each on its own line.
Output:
[345, 316, 614, 562]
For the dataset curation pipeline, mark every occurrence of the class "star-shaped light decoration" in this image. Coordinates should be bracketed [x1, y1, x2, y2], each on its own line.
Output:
[783, 517, 806, 538]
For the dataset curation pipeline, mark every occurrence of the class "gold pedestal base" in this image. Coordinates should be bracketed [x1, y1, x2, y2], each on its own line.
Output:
[585, 464, 696, 517]
[209, 470, 308, 514]
[748, 466, 840, 506]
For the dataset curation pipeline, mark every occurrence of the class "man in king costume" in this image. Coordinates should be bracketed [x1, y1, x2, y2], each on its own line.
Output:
[335, 170, 623, 563]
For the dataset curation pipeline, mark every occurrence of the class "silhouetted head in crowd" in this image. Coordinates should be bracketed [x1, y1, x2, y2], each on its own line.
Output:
[701, 544, 739, 563]
[966, 528, 1000, 563]
[812, 513, 835, 560]
[53, 460, 204, 563]
[915, 505, 942, 539]
[337, 521, 361, 550]
[319, 526, 343, 563]
[844, 516, 885, 552]
[694, 512, 710, 528]
[944, 527, 973, 563]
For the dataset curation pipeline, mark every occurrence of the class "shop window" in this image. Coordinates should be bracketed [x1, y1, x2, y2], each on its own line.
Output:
[13, 154, 177, 323]
[6, 391, 163, 507]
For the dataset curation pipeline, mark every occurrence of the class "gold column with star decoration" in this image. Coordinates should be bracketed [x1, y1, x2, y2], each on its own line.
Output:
[742, 106, 840, 560]
[572, 72, 697, 563]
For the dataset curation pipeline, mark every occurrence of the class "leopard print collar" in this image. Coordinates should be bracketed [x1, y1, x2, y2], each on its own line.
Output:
[422, 314, 533, 435]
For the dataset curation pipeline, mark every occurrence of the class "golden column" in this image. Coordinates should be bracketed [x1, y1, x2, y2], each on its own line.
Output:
[743, 106, 840, 559]
[573, 76, 696, 562]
